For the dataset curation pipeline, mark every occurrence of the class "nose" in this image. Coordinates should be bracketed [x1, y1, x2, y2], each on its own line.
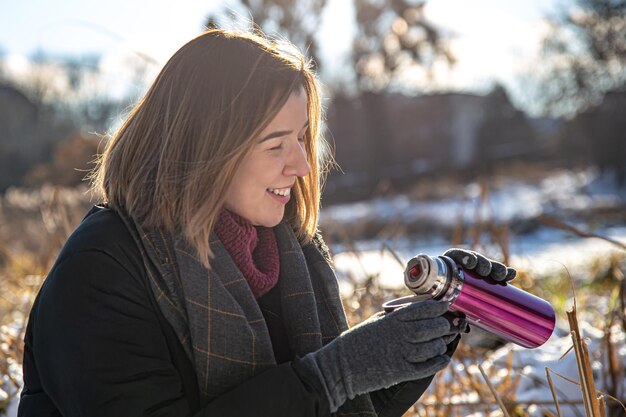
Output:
[284, 140, 310, 178]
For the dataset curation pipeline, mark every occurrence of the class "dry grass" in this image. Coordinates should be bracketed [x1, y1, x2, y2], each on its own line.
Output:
[0, 183, 625, 416]
[0, 185, 92, 410]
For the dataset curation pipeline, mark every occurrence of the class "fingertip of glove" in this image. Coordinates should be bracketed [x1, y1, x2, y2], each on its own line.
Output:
[506, 268, 517, 281]
[445, 248, 478, 269]
[474, 254, 492, 276]
[489, 261, 507, 281]
[495, 268, 517, 284]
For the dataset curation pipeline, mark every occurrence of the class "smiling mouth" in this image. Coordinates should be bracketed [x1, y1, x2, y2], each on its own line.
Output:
[267, 187, 291, 197]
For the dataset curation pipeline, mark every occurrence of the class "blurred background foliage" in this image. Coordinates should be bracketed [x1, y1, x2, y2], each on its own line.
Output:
[0, 0, 624, 195]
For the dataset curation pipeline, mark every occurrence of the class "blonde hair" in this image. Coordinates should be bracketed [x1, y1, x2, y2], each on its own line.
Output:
[91, 29, 330, 266]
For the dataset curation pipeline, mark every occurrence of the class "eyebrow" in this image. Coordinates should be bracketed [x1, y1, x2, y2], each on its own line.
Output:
[260, 120, 309, 142]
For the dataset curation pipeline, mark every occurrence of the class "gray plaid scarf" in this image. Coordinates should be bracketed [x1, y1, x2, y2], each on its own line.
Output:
[116, 208, 376, 416]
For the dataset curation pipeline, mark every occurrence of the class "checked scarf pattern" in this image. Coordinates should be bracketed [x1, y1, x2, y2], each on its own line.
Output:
[116, 208, 377, 416]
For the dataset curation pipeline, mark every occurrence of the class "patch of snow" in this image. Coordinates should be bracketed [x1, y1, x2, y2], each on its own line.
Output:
[331, 225, 626, 293]
[321, 168, 626, 229]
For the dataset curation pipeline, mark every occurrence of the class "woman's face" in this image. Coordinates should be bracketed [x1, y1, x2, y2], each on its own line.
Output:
[224, 89, 310, 227]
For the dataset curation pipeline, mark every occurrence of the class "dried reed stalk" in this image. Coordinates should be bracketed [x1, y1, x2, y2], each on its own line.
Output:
[567, 304, 604, 416]
[598, 396, 606, 417]
[538, 215, 626, 252]
[477, 363, 511, 417]
[621, 277, 626, 337]
[546, 366, 563, 417]
[458, 358, 490, 404]
[604, 305, 625, 405]
[380, 242, 404, 269]
[546, 368, 626, 414]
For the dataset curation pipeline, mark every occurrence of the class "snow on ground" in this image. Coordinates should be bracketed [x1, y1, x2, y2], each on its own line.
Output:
[321, 168, 626, 230]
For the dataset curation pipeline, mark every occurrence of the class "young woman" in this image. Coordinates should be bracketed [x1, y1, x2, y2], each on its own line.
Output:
[18, 29, 515, 416]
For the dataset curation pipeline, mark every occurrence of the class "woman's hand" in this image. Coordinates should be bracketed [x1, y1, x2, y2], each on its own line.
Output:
[295, 300, 464, 412]
[443, 248, 516, 283]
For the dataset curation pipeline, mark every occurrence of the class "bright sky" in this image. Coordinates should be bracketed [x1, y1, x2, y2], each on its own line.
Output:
[0, 0, 561, 100]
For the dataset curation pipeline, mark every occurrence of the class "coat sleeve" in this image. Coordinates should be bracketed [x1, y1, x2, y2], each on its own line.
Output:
[23, 250, 328, 417]
[369, 378, 434, 417]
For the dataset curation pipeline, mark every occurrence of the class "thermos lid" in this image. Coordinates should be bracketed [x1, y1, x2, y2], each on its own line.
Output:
[404, 254, 442, 294]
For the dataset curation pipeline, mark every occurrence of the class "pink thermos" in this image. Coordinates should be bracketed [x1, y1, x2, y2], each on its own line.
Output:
[385, 254, 556, 348]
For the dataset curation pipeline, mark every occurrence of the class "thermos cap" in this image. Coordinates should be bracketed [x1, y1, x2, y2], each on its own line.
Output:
[404, 254, 441, 294]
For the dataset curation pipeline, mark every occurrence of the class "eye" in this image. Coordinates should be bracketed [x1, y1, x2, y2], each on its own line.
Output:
[263, 138, 283, 151]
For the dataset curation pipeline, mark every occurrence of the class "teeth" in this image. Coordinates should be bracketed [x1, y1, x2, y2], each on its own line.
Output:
[268, 187, 291, 197]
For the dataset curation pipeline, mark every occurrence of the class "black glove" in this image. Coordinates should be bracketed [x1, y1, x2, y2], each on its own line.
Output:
[295, 300, 465, 412]
[443, 248, 516, 283]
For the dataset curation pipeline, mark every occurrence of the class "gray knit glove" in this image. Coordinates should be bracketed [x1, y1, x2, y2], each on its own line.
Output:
[297, 300, 462, 412]
[444, 248, 516, 283]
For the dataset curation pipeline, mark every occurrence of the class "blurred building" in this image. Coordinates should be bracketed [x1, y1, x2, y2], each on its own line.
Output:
[561, 90, 626, 185]
[326, 88, 541, 199]
[0, 83, 73, 191]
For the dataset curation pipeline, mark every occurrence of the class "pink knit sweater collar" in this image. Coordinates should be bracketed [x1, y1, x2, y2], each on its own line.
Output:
[213, 209, 280, 299]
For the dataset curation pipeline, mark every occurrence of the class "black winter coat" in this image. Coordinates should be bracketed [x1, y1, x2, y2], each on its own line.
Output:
[18, 206, 433, 416]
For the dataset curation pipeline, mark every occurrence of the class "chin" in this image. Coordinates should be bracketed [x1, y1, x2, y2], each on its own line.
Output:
[256, 217, 282, 228]
[254, 211, 285, 228]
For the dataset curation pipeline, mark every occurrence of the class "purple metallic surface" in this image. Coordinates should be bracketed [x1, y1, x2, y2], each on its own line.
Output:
[449, 269, 556, 348]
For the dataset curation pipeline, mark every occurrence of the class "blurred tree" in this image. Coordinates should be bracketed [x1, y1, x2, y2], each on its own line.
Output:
[205, 0, 328, 71]
[24, 131, 102, 187]
[24, 50, 61, 114]
[14, 51, 135, 131]
[352, 0, 454, 92]
[537, 0, 626, 117]
[55, 54, 129, 131]
[351, 0, 454, 184]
